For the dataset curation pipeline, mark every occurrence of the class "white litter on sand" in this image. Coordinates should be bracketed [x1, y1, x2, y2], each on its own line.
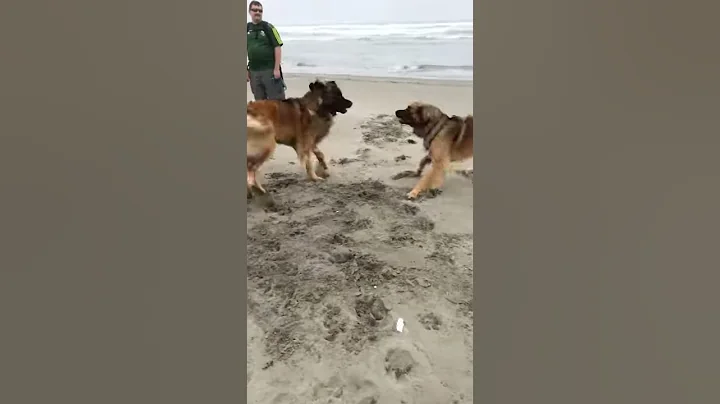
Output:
[396, 318, 405, 332]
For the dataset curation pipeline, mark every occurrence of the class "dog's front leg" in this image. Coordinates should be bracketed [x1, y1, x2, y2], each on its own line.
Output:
[407, 166, 435, 199]
[297, 147, 323, 181]
[313, 147, 330, 178]
[428, 156, 450, 191]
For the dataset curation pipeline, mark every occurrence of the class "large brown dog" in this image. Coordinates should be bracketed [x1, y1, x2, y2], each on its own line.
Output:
[247, 80, 353, 198]
[395, 102, 473, 199]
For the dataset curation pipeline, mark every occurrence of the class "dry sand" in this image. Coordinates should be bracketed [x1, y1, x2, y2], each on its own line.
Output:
[247, 74, 474, 404]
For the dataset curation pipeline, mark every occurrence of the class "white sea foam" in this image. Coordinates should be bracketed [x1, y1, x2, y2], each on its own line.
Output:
[281, 21, 473, 42]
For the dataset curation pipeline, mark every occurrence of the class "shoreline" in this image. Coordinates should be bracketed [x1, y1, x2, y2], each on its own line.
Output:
[283, 72, 473, 88]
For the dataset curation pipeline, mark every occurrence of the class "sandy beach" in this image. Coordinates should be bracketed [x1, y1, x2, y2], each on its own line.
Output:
[247, 74, 474, 404]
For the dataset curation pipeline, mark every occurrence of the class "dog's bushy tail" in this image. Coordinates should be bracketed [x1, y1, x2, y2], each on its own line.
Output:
[246, 104, 275, 172]
[247, 113, 269, 133]
[246, 103, 271, 132]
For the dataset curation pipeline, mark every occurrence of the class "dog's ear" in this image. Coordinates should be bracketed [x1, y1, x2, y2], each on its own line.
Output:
[310, 79, 325, 91]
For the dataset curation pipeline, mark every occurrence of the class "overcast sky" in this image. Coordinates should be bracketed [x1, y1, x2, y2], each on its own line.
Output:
[247, 0, 473, 25]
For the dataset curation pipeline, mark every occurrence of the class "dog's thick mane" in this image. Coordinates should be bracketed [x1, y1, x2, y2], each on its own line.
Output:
[418, 114, 469, 150]
[283, 88, 337, 119]
[300, 89, 323, 109]
[278, 90, 323, 112]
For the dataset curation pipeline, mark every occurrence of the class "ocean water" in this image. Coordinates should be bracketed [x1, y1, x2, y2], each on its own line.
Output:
[277, 21, 473, 81]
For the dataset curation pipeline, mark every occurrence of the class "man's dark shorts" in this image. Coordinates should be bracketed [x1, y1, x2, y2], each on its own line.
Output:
[249, 69, 286, 101]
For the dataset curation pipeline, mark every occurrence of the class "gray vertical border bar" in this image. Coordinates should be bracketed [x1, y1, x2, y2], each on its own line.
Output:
[475, 0, 720, 403]
[0, 0, 247, 402]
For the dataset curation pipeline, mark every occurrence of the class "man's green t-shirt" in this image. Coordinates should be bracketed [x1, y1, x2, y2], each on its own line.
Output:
[247, 22, 283, 71]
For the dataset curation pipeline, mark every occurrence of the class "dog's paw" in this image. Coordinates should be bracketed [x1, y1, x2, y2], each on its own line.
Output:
[427, 188, 443, 198]
[406, 191, 420, 200]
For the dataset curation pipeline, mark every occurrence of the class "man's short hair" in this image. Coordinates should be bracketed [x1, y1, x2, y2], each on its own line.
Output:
[248, 1, 262, 10]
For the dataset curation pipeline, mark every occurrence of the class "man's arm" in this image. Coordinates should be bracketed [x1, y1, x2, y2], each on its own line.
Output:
[267, 23, 283, 71]
[274, 47, 282, 71]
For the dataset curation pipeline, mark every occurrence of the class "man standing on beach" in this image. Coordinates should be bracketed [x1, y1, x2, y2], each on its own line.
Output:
[247, 1, 286, 100]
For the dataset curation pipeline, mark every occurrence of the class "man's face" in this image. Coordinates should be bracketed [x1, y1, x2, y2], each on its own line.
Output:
[249, 4, 263, 23]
